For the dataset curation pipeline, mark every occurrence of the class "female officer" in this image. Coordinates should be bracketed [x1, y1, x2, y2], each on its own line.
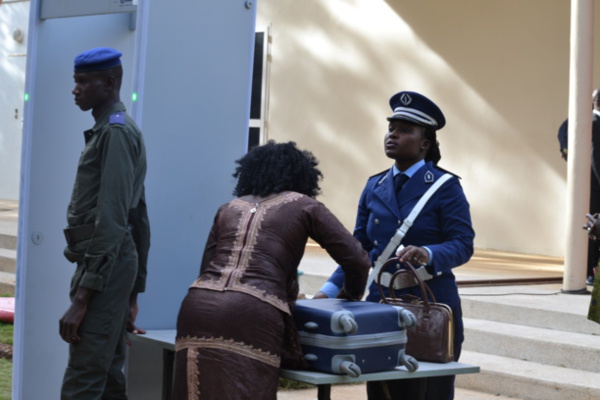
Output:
[315, 91, 475, 400]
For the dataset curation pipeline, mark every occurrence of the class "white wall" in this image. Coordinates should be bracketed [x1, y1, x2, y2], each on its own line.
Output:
[14, 1, 257, 398]
[0, 0, 29, 200]
[257, 0, 600, 257]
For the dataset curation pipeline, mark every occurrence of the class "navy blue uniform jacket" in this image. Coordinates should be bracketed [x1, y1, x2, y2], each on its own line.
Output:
[326, 162, 475, 349]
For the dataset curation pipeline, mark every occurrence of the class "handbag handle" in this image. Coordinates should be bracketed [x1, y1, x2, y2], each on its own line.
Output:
[377, 257, 437, 312]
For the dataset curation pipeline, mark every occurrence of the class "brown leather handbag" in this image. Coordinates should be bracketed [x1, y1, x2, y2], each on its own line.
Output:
[377, 258, 454, 363]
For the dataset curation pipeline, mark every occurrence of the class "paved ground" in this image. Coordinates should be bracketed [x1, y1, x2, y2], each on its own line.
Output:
[277, 383, 517, 400]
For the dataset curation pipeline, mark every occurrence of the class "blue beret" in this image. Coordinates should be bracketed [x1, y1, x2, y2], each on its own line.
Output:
[387, 91, 446, 130]
[74, 47, 122, 72]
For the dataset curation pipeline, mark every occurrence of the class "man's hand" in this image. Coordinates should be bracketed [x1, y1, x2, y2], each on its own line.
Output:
[127, 292, 146, 336]
[584, 213, 600, 240]
[59, 286, 94, 344]
[312, 291, 329, 299]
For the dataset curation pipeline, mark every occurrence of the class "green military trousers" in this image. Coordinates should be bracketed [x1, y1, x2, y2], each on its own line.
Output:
[61, 230, 138, 400]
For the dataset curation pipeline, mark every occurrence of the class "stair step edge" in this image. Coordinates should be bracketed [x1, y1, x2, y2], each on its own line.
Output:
[463, 317, 600, 348]
[459, 350, 600, 389]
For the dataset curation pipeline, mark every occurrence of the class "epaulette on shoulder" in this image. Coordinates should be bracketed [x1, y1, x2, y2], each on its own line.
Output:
[369, 169, 388, 179]
[372, 169, 390, 186]
[109, 112, 126, 126]
[434, 165, 461, 179]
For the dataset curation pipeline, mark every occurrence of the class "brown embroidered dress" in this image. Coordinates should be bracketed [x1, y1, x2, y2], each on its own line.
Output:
[173, 192, 369, 400]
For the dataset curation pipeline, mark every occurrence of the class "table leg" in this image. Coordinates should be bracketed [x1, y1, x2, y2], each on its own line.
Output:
[317, 384, 331, 400]
[417, 378, 427, 400]
[162, 349, 175, 400]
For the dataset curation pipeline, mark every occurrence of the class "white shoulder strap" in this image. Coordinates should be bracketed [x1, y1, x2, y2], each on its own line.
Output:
[365, 173, 453, 289]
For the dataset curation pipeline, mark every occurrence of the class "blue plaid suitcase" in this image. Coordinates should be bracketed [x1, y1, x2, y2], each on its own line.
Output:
[292, 298, 419, 377]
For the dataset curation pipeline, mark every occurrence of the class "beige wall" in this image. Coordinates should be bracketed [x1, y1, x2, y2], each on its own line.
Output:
[257, 0, 600, 257]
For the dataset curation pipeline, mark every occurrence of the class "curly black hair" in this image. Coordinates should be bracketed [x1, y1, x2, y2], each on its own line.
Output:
[424, 127, 441, 165]
[232, 140, 323, 198]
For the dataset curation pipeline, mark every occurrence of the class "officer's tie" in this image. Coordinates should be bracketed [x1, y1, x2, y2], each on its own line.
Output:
[394, 173, 409, 203]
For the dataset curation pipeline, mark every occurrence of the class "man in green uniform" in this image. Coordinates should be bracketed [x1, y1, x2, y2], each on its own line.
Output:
[59, 47, 151, 400]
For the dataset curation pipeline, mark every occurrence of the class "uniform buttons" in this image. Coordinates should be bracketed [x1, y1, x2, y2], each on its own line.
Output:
[374, 219, 380, 224]
[374, 240, 378, 246]
[398, 220, 402, 225]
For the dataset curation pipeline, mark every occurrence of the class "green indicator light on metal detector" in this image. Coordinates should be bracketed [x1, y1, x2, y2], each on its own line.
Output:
[132, 92, 138, 102]
[24, 93, 29, 102]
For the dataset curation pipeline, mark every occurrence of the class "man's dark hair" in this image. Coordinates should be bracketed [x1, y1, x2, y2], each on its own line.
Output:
[233, 140, 323, 198]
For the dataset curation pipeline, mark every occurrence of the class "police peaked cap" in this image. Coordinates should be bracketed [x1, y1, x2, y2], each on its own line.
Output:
[387, 91, 446, 130]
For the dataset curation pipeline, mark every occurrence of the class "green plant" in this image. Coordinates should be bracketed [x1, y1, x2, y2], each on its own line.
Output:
[277, 377, 313, 390]
[0, 358, 11, 399]
[0, 324, 13, 346]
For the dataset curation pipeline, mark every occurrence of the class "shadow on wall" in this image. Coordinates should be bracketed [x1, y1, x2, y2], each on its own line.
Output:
[258, 0, 573, 255]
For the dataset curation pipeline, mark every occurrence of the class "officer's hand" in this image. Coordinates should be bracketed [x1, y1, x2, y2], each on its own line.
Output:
[396, 245, 429, 266]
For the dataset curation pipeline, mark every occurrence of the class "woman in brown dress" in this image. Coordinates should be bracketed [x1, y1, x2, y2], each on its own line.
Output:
[172, 141, 370, 400]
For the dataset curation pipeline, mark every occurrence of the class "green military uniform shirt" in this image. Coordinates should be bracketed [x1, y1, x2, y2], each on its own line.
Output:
[65, 101, 150, 293]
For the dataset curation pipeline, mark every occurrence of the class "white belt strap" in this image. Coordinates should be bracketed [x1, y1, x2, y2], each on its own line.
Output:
[366, 173, 452, 289]
[378, 267, 433, 290]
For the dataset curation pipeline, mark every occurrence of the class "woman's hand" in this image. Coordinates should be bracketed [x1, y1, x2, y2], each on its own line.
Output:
[396, 245, 429, 266]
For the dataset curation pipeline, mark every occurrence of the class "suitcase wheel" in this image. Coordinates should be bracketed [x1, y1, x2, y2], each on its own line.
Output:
[399, 308, 417, 328]
[337, 313, 358, 334]
[399, 354, 419, 372]
[338, 360, 361, 378]
[332, 355, 361, 378]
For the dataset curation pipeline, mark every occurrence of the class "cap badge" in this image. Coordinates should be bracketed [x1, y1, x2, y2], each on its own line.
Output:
[424, 171, 434, 183]
[400, 93, 412, 105]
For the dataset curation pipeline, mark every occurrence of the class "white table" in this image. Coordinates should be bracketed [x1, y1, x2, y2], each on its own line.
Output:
[127, 330, 479, 400]
[280, 362, 479, 400]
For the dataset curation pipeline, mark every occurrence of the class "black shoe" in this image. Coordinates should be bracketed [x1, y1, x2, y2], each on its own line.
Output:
[587, 276, 595, 285]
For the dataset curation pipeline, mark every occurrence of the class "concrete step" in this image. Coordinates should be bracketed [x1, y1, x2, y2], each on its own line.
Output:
[277, 381, 521, 400]
[463, 317, 600, 373]
[0, 248, 16, 274]
[0, 200, 18, 297]
[0, 271, 15, 296]
[457, 350, 600, 400]
[0, 233, 16, 251]
[460, 285, 600, 335]
[298, 272, 328, 297]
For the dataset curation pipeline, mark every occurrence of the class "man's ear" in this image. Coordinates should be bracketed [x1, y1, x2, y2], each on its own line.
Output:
[105, 75, 117, 91]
